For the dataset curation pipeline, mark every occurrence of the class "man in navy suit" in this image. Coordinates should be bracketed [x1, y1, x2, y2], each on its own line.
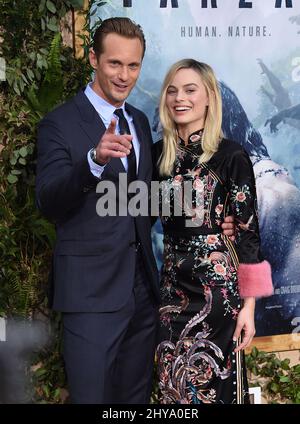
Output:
[36, 17, 160, 404]
[36, 17, 235, 404]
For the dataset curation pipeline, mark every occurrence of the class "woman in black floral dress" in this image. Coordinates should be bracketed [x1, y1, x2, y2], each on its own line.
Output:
[153, 59, 273, 404]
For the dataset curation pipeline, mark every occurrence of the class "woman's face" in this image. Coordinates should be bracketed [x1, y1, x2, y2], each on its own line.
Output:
[166, 68, 209, 131]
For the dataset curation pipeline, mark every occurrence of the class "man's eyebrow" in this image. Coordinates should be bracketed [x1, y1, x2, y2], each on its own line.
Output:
[108, 59, 141, 66]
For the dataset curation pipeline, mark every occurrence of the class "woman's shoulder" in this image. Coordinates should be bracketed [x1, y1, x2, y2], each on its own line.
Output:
[218, 138, 245, 155]
[215, 138, 252, 163]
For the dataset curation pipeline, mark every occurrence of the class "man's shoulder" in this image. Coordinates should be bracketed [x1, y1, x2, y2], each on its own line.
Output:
[125, 102, 149, 123]
[39, 90, 83, 126]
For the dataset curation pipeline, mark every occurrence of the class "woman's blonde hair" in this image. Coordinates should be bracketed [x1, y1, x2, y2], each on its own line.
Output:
[158, 59, 223, 176]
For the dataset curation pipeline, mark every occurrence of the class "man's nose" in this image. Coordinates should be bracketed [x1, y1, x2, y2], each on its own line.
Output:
[118, 66, 129, 81]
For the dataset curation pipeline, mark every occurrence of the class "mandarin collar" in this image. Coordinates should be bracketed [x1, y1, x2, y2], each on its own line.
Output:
[178, 129, 204, 147]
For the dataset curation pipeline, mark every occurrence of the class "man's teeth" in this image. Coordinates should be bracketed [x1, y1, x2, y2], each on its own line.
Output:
[175, 107, 191, 111]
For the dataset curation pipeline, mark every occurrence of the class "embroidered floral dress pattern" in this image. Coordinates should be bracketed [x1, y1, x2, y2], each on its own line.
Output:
[153, 131, 262, 404]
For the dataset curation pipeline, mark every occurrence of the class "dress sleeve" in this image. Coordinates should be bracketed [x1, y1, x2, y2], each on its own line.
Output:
[226, 148, 273, 299]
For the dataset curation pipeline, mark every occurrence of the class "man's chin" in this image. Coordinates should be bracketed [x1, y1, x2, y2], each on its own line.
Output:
[112, 95, 129, 106]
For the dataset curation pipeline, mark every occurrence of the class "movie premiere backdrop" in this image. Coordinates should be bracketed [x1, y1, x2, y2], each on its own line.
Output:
[92, 0, 300, 338]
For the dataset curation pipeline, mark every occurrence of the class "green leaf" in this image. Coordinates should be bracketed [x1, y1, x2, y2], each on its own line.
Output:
[279, 376, 290, 383]
[270, 382, 279, 393]
[21, 74, 29, 84]
[35, 69, 41, 80]
[27, 144, 35, 155]
[69, 0, 85, 9]
[27, 69, 35, 81]
[10, 157, 17, 166]
[39, 0, 46, 13]
[46, 0, 56, 14]
[19, 79, 25, 92]
[54, 388, 61, 399]
[7, 174, 18, 184]
[13, 81, 21, 96]
[281, 359, 290, 370]
[11, 170, 22, 175]
[31, 52, 37, 61]
[43, 384, 50, 398]
[251, 346, 259, 358]
[35, 368, 47, 377]
[19, 158, 27, 165]
[41, 18, 46, 31]
[19, 147, 28, 158]
[47, 22, 58, 32]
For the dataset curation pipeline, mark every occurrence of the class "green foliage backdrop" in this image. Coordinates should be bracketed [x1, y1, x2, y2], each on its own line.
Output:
[0, 0, 104, 403]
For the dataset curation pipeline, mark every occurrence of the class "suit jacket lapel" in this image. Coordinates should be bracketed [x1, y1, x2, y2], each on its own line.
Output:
[126, 104, 147, 181]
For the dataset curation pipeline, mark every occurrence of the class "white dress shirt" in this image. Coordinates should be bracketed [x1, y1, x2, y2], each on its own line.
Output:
[84, 82, 140, 179]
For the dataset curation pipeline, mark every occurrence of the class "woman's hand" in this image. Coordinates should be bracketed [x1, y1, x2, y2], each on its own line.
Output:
[233, 297, 256, 352]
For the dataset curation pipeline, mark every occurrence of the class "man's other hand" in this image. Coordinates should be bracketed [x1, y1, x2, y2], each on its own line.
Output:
[222, 215, 236, 242]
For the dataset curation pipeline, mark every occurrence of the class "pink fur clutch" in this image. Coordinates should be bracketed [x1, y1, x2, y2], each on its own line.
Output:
[237, 260, 274, 299]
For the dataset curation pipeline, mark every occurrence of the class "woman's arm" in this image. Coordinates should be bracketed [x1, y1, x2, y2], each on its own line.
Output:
[226, 148, 273, 351]
[227, 148, 273, 298]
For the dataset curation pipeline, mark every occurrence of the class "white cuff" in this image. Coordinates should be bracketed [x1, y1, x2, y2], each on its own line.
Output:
[87, 150, 106, 179]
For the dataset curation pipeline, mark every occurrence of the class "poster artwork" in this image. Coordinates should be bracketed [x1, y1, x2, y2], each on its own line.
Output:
[93, 1, 300, 337]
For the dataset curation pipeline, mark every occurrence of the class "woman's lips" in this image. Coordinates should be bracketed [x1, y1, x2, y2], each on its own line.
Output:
[173, 106, 192, 115]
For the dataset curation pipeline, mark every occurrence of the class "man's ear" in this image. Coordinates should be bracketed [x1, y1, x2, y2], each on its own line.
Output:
[89, 49, 98, 70]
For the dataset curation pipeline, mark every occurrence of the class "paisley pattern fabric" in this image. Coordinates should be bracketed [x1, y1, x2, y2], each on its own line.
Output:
[153, 130, 262, 404]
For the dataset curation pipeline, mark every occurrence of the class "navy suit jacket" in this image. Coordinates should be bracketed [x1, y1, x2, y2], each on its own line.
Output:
[36, 90, 160, 312]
